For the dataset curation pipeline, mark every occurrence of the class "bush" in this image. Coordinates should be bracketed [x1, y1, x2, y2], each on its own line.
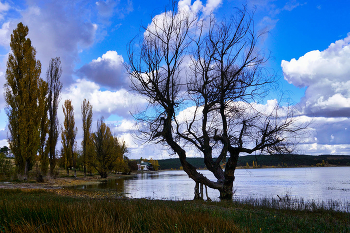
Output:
[0, 153, 14, 179]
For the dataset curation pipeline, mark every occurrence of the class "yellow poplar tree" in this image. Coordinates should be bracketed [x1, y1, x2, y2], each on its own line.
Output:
[4, 22, 47, 179]
[81, 99, 93, 177]
[113, 138, 128, 174]
[92, 118, 113, 178]
[61, 99, 77, 176]
[91, 118, 128, 178]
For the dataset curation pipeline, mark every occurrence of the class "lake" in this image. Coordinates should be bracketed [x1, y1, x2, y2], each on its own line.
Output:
[71, 167, 350, 211]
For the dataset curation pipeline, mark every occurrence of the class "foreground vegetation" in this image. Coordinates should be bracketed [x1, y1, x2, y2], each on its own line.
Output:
[0, 189, 349, 232]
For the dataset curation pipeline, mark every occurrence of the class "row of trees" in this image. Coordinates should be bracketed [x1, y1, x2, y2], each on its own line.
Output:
[5, 22, 62, 179]
[61, 99, 128, 178]
[5, 23, 128, 179]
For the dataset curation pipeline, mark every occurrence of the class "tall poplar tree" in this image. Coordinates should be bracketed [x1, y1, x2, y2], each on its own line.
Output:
[81, 99, 93, 177]
[47, 57, 62, 176]
[4, 22, 47, 179]
[38, 80, 49, 175]
[61, 99, 77, 176]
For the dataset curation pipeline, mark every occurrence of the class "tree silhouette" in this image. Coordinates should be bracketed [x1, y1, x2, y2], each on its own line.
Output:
[127, 5, 306, 199]
[46, 57, 63, 176]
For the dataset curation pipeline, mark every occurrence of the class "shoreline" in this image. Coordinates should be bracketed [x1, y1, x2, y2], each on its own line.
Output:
[0, 166, 348, 190]
[0, 172, 138, 190]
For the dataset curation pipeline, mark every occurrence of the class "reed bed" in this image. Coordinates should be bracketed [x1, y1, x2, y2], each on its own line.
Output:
[0, 189, 349, 232]
[232, 195, 350, 213]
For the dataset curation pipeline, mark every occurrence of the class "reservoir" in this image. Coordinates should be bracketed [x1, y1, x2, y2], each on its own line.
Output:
[71, 167, 350, 211]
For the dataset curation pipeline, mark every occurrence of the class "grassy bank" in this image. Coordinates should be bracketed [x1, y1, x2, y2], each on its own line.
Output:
[0, 189, 349, 232]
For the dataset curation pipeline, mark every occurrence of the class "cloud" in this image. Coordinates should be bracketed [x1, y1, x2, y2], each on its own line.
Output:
[258, 16, 279, 31]
[281, 34, 350, 155]
[111, 119, 138, 133]
[282, 34, 350, 117]
[0, 0, 98, 88]
[297, 116, 350, 155]
[253, 0, 304, 33]
[61, 79, 147, 122]
[0, 2, 10, 12]
[0, 1, 10, 21]
[56, 79, 148, 155]
[283, 1, 301, 11]
[0, 139, 7, 148]
[116, 0, 133, 19]
[76, 51, 128, 89]
[96, 0, 117, 18]
[20, 1, 97, 86]
[178, 0, 222, 16]
[0, 128, 7, 141]
[145, 0, 223, 39]
[96, 0, 133, 20]
[0, 22, 10, 47]
[202, 0, 222, 15]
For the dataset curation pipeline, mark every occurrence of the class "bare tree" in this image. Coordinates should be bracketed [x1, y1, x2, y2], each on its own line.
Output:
[47, 57, 63, 177]
[127, 5, 306, 199]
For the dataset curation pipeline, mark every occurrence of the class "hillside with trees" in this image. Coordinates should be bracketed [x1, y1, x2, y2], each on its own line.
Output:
[158, 155, 350, 170]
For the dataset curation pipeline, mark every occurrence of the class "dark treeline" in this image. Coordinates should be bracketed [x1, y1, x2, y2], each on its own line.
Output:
[158, 155, 350, 170]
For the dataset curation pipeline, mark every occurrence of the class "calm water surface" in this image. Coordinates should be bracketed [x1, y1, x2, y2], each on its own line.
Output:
[72, 167, 350, 205]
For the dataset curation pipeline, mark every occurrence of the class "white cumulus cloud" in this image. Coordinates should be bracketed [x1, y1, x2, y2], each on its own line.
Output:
[61, 79, 147, 122]
[282, 34, 350, 117]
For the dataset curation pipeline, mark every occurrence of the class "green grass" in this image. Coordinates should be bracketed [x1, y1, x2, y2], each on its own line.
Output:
[0, 189, 349, 232]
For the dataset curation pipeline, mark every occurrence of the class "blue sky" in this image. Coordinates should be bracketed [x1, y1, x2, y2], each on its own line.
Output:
[0, 0, 350, 158]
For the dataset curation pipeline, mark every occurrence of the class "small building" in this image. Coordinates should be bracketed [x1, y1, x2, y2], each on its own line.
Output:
[137, 160, 151, 171]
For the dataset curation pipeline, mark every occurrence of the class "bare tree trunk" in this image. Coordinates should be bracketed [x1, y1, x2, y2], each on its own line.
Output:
[194, 182, 200, 200]
[100, 171, 107, 178]
[205, 185, 211, 201]
[200, 183, 204, 199]
[219, 149, 239, 199]
[24, 160, 29, 181]
[49, 146, 56, 177]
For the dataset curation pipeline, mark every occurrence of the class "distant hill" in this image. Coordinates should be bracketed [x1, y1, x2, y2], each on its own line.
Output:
[157, 154, 350, 170]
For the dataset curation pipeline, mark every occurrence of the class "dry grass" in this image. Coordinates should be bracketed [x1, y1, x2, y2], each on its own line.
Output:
[0, 189, 349, 232]
[0, 189, 242, 232]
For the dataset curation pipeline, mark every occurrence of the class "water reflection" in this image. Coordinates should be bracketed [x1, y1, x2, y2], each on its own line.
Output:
[70, 167, 350, 206]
